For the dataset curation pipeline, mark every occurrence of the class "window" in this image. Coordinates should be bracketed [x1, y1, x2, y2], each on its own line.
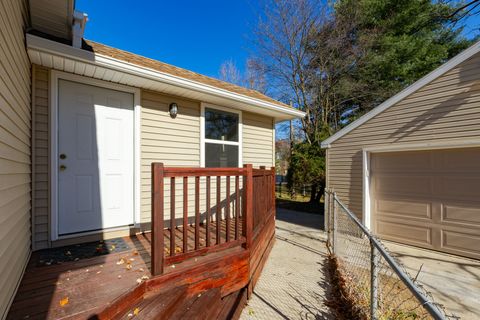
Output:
[201, 106, 241, 167]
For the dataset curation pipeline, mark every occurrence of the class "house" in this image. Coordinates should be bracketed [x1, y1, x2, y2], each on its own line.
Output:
[321, 40, 480, 261]
[0, 0, 304, 319]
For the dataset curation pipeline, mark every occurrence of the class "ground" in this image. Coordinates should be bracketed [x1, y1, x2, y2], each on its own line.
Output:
[240, 208, 333, 320]
[386, 242, 480, 320]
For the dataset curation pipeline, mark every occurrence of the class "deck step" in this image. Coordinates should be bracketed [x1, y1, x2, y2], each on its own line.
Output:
[215, 288, 248, 320]
[117, 286, 187, 320]
[168, 287, 222, 320]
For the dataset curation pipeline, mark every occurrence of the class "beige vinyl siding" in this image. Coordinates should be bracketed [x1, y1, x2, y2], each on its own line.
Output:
[243, 112, 275, 168]
[32, 65, 50, 250]
[140, 90, 201, 223]
[327, 52, 480, 220]
[0, 0, 31, 319]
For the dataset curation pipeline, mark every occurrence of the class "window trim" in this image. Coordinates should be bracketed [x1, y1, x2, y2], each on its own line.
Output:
[200, 103, 242, 168]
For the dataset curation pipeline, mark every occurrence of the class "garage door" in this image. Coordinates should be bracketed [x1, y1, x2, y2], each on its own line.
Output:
[371, 148, 480, 260]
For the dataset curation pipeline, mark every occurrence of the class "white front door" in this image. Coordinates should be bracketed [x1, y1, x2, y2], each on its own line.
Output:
[58, 79, 134, 235]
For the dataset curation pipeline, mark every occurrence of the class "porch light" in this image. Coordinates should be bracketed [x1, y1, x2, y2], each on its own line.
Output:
[169, 103, 178, 118]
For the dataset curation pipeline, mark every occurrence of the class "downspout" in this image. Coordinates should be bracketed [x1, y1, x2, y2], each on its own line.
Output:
[72, 10, 88, 48]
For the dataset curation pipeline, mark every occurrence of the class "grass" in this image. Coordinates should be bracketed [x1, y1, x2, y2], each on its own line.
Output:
[275, 192, 324, 214]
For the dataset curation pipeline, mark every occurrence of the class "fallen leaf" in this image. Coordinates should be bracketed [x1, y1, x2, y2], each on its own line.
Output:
[118, 275, 122, 279]
[85, 269, 89, 272]
[141, 275, 149, 280]
[127, 313, 133, 318]
[133, 307, 140, 316]
[116, 258, 125, 265]
[133, 251, 139, 256]
[138, 268, 144, 272]
[96, 271, 102, 274]
[136, 278, 142, 284]
[171, 264, 176, 269]
[126, 264, 132, 270]
[248, 309, 255, 316]
[129, 258, 135, 262]
[59, 297, 69, 307]
[111, 245, 116, 250]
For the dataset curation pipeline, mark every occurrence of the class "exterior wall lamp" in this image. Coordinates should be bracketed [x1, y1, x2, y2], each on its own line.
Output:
[169, 103, 178, 118]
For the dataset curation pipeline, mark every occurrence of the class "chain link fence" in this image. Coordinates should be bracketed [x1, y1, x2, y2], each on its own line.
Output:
[325, 189, 455, 320]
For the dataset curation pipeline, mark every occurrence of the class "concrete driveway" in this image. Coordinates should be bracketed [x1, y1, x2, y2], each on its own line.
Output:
[240, 208, 333, 320]
[386, 242, 480, 319]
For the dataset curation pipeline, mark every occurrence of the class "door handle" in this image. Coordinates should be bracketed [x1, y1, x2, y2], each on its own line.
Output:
[59, 154, 67, 159]
[59, 165, 67, 171]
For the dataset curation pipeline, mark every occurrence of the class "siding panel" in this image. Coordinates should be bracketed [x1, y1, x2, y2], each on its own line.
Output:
[327, 52, 480, 220]
[0, 1, 31, 319]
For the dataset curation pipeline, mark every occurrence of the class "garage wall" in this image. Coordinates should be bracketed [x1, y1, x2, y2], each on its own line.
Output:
[0, 0, 31, 318]
[327, 52, 480, 219]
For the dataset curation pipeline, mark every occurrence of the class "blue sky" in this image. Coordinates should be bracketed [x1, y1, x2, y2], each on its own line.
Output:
[77, 0, 261, 78]
[77, 1, 480, 80]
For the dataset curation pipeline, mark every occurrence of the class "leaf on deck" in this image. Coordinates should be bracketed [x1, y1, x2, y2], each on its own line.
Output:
[59, 297, 69, 307]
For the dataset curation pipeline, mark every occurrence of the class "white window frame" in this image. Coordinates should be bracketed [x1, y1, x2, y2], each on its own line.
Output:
[200, 103, 242, 168]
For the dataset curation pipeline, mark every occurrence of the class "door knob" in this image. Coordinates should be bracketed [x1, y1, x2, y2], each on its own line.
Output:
[59, 154, 67, 159]
[59, 165, 67, 171]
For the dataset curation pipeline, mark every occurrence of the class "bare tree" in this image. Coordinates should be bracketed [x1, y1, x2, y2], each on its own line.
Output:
[218, 60, 242, 85]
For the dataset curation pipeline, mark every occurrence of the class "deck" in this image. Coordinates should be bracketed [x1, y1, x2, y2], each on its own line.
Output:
[8, 164, 275, 319]
[8, 220, 243, 320]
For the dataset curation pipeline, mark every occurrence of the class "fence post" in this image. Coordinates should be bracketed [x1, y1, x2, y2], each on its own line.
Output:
[151, 163, 165, 276]
[244, 164, 253, 249]
[370, 239, 379, 320]
[332, 192, 337, 254]
[324, 190, 330, 247]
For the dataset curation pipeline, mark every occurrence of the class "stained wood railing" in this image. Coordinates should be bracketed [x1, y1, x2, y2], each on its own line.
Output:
[151, 163, 275, 276]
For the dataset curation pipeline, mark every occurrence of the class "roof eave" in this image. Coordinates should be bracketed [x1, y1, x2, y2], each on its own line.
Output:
[26, 34, 305, 121]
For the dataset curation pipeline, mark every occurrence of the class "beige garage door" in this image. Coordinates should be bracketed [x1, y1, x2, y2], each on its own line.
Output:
[371, 148, 480, 260]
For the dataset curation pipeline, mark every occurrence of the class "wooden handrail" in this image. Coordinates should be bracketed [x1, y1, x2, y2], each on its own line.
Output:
[151, 163, 274, 276]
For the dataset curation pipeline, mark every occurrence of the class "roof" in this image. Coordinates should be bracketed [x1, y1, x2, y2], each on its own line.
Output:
[321, 39, 480, 148]
[85, 40, 294, 111]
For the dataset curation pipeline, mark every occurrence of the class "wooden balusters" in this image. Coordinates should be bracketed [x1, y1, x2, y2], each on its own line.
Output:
[183, 176, 188, 254]
[216, 176, 221, 245]
[235, 175, 240, 240]
[195, 176, 200, 250]
[151, 163, 274, 276]
[170, 177, 175, 256]
[206, 176, 211, 247]
[226, 176, 231, 242]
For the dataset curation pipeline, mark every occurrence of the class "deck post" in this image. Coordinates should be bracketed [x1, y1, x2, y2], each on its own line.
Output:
[271, 167, 276, 219]
[244, 164, 253, 249]
[151, 162, 165, 276]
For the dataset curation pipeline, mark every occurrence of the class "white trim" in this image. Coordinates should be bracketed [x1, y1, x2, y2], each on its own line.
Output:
[200, 103, 243, 168]
[361, 139, 480, 231]
[49, 70, 142, 241]
[321, 40, 480, 148]
[27, 34, 305, 120]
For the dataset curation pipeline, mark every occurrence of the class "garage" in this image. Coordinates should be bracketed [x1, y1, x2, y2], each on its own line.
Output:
[370, 148, 480, 259]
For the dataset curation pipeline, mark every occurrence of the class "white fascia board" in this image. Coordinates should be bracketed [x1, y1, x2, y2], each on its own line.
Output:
[26, 34, 305, 120]
[321, 39, 480, 148]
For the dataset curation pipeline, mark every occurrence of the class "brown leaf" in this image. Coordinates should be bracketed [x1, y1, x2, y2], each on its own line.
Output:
[133, 307, 140, 316]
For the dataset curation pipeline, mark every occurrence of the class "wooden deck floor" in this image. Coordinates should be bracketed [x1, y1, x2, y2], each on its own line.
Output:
[8, 220, 243, 320]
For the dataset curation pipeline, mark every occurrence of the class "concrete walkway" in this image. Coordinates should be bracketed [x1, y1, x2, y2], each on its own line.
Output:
[386, 242, 480, 319]
[240, 208, 333, 320]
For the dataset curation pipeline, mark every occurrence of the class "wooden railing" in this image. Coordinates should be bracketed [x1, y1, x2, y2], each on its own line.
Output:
[151, 163, 275, 276]
[252, 167, 276, 240]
